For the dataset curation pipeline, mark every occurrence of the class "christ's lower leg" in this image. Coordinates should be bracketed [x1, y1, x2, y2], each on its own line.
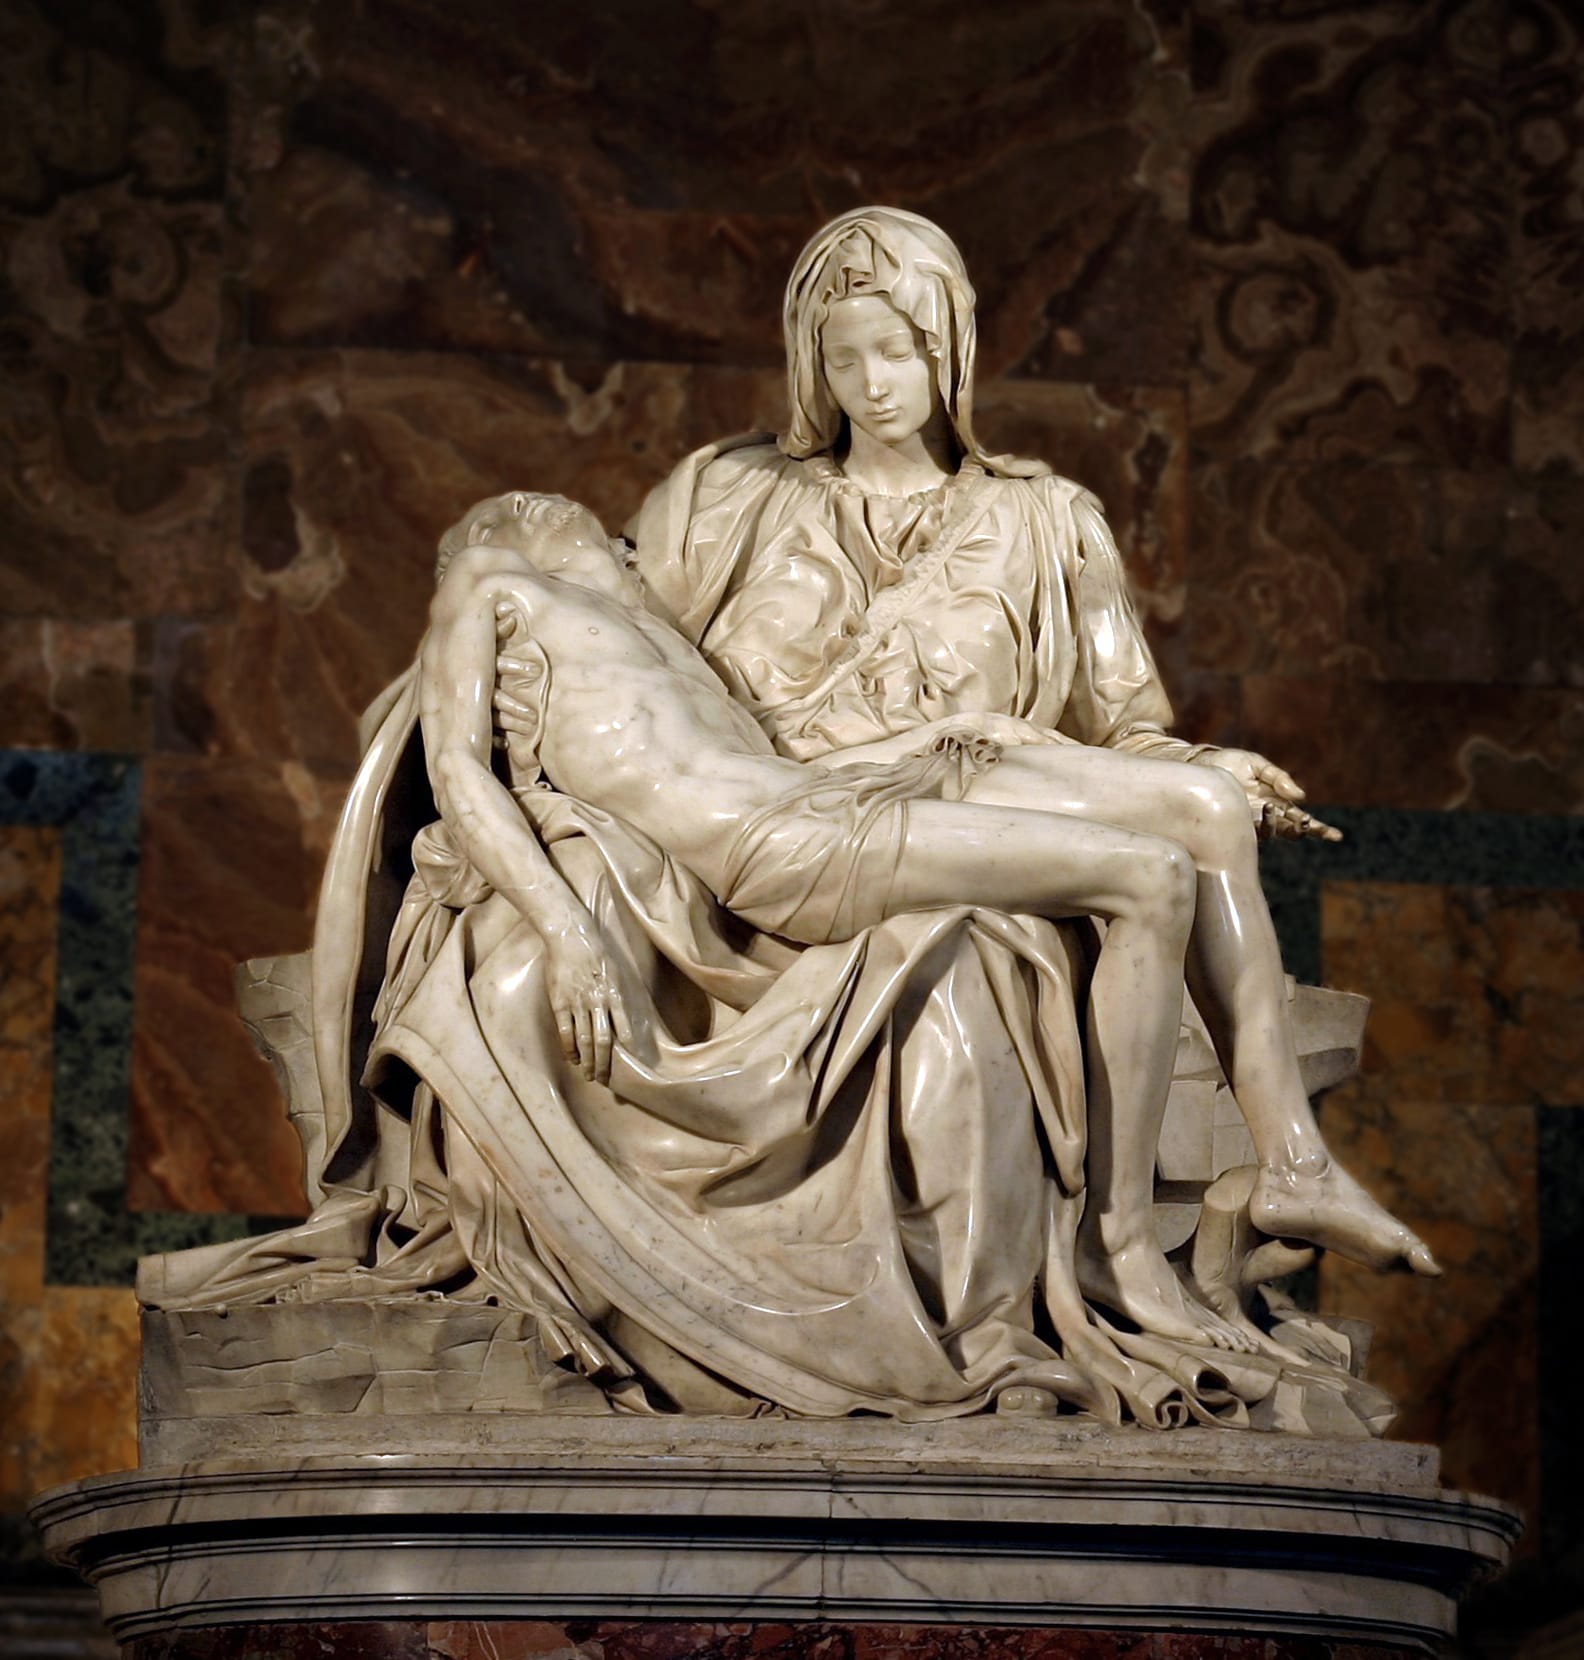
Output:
[1159, 774, 1441, 1276]
[889, 802, 1255, 1349]
[961, 745, 1440, 1277]
[1172, 775, 1328, 1175]
[1074, 869, 1254, 1352]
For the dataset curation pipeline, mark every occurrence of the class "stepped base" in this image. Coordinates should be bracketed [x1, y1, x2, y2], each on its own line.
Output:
[32, 1419, 1517, 1653]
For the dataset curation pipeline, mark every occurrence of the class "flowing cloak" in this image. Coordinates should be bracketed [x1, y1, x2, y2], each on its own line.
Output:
[628, 437, 1198, 766]
[138, 440, 1387, 1433]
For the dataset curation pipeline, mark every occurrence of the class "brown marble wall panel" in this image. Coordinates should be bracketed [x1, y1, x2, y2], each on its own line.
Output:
[1323, 883, 1584, 1109]
[25, 1289, 141, 1495]
[0, 828, 138, 1529]
[1315, 880, 1574, 1525]
[239, 1, 1187, 383]
[0, 828, 61, 1496]
[1186, 463, 1570, 686]
[0, 188, 237, 623]
[0, 1, 241, 629]
[1511, 0, 1584, 474]
[1235, 677, 1584, 813]
[0, 620, 152, 752]
[0, 823, 57, 1544]
[1188, 1, 1509, 469]
[0, 2, 232, 208]
[127, 757, 327, 1213]
[1507, 471, 1584, 682]
[1315, 1090, 1538, 1528]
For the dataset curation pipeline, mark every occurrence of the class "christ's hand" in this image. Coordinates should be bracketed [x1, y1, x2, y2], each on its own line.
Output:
[536, 906, 632, 1085]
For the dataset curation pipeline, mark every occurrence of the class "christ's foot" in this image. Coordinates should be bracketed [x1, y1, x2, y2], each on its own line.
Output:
[1077, 1232, 1258, 1354]
[1192, 1275, 1310, 1367]
[1250, 1160, 1441, 1276]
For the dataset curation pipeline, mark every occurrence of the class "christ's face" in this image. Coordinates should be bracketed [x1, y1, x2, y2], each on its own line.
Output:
[479, 493, 641, 605]
[819, 294, 938, 449]
[493, 494, 609, 568]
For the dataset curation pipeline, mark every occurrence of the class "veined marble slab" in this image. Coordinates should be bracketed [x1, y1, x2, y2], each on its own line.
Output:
[140, 1300, 613, 1433]
[142, 1405, 1435, 1487]
[33, 1425, 1517, 1649]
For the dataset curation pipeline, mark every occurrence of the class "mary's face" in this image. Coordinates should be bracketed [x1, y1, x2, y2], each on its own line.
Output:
[819, 294, 938, 449]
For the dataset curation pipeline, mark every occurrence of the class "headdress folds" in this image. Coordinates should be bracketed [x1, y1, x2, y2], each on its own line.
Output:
[780, 206, 1039, 479]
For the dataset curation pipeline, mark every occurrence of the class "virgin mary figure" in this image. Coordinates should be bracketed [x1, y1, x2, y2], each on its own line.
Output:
[139, 209, 1427, 1434]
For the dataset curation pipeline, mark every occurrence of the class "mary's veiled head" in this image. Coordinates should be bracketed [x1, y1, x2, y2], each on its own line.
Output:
[782, 207, 985, 465]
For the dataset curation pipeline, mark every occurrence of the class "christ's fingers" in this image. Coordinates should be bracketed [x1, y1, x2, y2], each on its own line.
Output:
[574, 1005, 594, 1078]
[610, 989, 633, 1047]
[554, 1004, 578, 1065]
[1264, 802, 1303, 838]
[1286, 804, 1340, 841]
[592, 1005, 613, 1086]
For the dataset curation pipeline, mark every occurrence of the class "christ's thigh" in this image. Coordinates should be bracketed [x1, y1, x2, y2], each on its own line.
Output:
[959, 744, 1251, 864]
[890, 799, 1192, 925]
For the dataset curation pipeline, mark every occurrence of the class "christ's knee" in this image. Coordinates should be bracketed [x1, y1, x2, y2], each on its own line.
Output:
[1185, 767, 1257, 872]
[1120, 839, 1196, 944]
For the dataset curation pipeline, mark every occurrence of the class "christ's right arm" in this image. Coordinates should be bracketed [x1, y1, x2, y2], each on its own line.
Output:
[421, 552, 631, 1082]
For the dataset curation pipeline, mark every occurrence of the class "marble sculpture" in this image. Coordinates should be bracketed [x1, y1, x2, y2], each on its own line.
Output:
[140, 207, 1440, 1434]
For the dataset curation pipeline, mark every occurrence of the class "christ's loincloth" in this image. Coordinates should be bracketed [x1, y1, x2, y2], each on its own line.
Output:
[718, 730, 1002, 944]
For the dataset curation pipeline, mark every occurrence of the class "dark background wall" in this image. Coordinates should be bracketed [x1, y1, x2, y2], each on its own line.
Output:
[1, 1, 1580, 1653]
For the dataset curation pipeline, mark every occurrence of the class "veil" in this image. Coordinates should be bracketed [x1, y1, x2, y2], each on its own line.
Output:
[780, 205, 1044, 480]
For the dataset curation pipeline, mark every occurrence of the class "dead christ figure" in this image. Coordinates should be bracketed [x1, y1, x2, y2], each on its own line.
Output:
[423, 489, 1438, 1358]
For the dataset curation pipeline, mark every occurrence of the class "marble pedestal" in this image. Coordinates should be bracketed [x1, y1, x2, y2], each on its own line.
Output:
[32, 1416, 1517, 1656]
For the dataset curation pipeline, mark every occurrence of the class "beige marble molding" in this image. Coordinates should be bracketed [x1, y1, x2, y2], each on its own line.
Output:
[32, 1425, 1518, 1649]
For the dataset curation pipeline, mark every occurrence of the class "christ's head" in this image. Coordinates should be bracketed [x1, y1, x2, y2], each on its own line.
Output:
[437, 492, 638, 604]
